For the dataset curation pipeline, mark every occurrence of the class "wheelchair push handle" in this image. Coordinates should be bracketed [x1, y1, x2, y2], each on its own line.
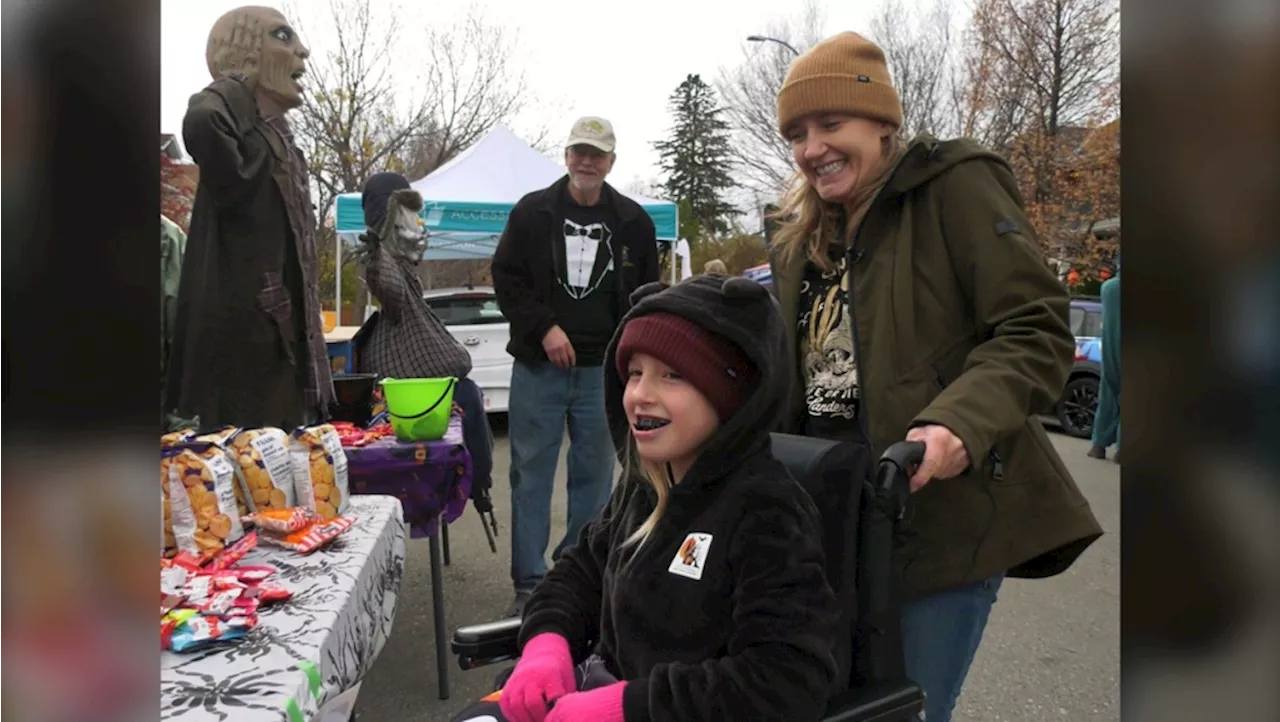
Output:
[877, 440, 926, 491]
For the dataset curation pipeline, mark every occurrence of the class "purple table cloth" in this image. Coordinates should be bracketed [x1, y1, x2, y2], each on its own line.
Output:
[345, 414, 472, 538]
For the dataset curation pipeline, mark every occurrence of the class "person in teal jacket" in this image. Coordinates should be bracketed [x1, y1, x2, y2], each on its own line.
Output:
[161, 215, 187, 388]
[1088, 257, 1120, 461]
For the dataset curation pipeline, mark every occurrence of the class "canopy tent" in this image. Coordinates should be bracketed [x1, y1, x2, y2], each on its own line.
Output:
[330, 124, 684, 311]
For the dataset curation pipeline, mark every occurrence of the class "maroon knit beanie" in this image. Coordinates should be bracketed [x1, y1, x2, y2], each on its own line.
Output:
[614, 312, 756, 420]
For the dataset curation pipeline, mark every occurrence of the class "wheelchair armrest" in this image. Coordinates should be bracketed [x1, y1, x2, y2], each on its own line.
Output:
[451, 616, 523, 670]
[821, 679, 925, 722]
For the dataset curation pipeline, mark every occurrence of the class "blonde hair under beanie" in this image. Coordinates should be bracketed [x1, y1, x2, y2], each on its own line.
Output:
[776, 32, 904, 133]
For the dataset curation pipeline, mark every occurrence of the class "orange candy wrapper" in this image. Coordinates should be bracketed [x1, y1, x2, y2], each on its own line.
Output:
[258, 515, 357, 554]
[241, 507, 318, 535]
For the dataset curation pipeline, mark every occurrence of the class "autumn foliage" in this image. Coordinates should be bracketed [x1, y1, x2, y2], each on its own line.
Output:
[1007, 119, 1120, 278]
[160, 153, 196, 232]
[863, 0, 1120, 281]
[963, 0, 1121, 279]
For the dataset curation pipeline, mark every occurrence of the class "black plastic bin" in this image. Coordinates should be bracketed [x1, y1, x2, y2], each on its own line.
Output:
[329, 373, 379, 426]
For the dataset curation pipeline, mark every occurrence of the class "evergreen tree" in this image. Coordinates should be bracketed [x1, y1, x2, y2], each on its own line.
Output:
[653, 74, 739, 239]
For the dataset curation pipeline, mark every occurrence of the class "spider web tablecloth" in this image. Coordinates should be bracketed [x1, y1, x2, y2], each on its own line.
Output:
[162, 495, 406, 721]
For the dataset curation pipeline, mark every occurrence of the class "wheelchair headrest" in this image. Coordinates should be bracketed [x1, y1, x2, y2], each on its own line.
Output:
[769, 433, 858, 499]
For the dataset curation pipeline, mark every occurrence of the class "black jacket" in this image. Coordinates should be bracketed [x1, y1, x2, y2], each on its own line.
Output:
[519, 275, 840, 722]
[490, 175, 661, 365]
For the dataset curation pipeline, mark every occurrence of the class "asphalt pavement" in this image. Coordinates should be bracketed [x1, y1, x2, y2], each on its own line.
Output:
[352, 420, 1119, 721]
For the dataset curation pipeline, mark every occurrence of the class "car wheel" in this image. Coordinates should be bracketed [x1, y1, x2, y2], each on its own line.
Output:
[1057, 375, 1099, 439]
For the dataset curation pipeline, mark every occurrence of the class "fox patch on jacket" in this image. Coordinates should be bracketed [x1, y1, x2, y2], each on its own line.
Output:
[518, 275, 840, 722]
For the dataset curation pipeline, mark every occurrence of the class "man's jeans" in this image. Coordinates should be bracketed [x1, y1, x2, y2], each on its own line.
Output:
[901, 574, 1005, 722]
[509, 361, 615, 594]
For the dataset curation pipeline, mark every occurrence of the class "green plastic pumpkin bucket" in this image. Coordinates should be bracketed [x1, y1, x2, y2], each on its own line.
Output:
[380, 377, 457, 442]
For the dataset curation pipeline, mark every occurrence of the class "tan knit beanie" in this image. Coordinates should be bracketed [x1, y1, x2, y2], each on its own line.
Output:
[777, 32, 903, 133]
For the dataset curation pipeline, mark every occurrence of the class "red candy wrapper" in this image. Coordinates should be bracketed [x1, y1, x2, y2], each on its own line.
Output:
[330, 421, 392, 447]
[190, 588, 245, 616]
[207, 565, 277, 584]
[161, 593, 185, 617]
[206, 531, 258, 571]
[170, 551, 206, 572]
[259, 515, 357, 554]
[250, 583, 293, 604]
[242, 508, 317, 535]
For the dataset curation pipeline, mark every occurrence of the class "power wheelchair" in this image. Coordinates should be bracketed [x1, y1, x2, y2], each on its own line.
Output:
[450, 434, 927, 722]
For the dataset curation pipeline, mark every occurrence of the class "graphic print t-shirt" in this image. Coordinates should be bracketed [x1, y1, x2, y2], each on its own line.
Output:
[797, 246, 862, 440]
[551, 192, 619, 367]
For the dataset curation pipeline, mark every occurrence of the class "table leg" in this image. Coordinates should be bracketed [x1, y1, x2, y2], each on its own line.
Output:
[429, 524, 451, 700]
[442, 519, 452, 566]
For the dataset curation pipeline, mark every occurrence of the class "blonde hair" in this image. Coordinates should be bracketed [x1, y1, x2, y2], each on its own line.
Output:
[770, 132, 905, 272]
[619, 438, 673, 551]
[703, 259, 728, 276]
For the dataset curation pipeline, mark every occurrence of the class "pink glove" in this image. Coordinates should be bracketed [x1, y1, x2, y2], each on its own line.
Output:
[499, 633, 577, 722]
[545, 681, 627, 722]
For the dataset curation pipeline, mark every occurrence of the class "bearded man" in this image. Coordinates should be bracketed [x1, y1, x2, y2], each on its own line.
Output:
[490, 116, 660, 615]
[163, 6, 334, 430]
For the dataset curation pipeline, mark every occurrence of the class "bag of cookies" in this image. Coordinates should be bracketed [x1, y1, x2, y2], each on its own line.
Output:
[183, 430, 254, 518]
[162, 429, 203, 552]
[167, 448, 247, 559]
[162, 428, 196, 448]
[193, 426, 237, 442]
[162, 439, 197, 557]
[229, 429, 296, 512]
[290, 425, 351, 520]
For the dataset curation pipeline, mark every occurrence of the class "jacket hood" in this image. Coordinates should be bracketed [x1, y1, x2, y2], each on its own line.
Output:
[885, 133, 1010, 197]
[602, 274, 790, 490]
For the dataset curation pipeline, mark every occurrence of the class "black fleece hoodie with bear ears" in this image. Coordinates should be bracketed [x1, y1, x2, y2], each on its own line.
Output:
[518, 274, 840, 722]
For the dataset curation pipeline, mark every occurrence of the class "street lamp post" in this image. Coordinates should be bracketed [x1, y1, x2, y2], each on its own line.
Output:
[747, 35, 800, 57]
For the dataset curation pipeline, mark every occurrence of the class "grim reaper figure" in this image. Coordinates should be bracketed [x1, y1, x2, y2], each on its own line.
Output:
[163, 6, 334, 430]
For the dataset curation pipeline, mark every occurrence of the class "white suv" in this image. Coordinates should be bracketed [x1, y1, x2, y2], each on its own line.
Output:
[422, 286, 512, 413]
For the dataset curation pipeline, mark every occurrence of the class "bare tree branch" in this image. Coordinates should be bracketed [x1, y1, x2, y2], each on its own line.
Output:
[713, 0, 827, 203]
[279, 0, 536, 308]
[956, 0, 1120, 265]
[870, 0, 955, 138]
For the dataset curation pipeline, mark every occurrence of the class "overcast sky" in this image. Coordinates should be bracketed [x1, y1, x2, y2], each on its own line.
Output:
[160, 0, 923, 194]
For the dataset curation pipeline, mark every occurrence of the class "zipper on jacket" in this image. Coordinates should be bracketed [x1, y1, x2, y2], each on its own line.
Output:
[989, 450, 1005, 480]
[845, 185, 892, 446]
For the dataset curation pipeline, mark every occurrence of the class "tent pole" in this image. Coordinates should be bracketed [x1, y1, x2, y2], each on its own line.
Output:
[671, 241, 678, 283]
[335, 233, 342, 324]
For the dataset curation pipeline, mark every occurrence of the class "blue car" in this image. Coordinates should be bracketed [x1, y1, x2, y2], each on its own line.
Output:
[1053, 298, 1104, 438]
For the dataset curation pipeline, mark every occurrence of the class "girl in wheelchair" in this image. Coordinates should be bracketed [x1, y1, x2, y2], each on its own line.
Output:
[491, 275, 840, 722]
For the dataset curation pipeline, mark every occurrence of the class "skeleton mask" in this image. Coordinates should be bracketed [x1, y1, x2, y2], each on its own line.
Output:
[205, 6, 310, 111]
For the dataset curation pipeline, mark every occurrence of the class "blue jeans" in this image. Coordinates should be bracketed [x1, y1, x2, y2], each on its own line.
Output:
[901, 574, 1005, 722]
[508, 361, 615, 593]
[452, 377, 494, 495]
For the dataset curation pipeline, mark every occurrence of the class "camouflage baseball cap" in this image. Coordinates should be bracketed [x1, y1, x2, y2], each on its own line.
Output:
[566, 116, 616, 153]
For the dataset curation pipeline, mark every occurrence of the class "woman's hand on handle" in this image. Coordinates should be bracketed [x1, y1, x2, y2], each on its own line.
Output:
[905, 424, 970, 492]
[499, 633, 577, 722]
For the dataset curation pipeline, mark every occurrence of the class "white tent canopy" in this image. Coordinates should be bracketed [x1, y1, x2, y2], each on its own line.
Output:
[330, 124, 686, 311]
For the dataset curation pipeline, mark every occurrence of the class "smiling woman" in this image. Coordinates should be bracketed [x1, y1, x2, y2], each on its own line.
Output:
[769, 31, 1103, 722]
